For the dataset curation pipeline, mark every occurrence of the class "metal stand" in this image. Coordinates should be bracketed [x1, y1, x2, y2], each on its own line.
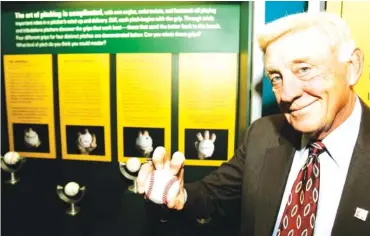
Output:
[119, 162, 139, 194]
[1, 156, 25, 185]
[66, 203, 80, 216]
[128, 179, 137, 193]
[197, 217, 212, 224]
[57, 185, 86, 216]
[5, 172, 19, 185]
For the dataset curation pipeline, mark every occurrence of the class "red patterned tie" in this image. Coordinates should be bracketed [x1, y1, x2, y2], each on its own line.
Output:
[277, 141, 326, 236]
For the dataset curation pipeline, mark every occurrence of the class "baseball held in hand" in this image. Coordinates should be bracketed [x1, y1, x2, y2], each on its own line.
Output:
[196, 131, 216, 159]
[3, 151, 20, 165]
[198, 139, 215, 158]
[24, 128, 41, 147]
[78, 129, 92, 148]
[144, 169, 180, 205]
[127, 157, 141, 173]
[64, 182, 80, 197]
[136, 130, 153, 154]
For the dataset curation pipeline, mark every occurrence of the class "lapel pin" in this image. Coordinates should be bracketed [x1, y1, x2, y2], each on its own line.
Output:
[354, 207, 368, 221]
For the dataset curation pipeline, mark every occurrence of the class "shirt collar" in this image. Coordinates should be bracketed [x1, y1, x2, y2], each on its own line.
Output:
[299, 96, 362, 166]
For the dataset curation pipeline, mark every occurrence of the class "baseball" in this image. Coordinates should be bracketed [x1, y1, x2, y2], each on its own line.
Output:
[136, 131, 153, 151]
[24, 128, 40, 147]
[144, 169, 180, 205]
[126, 157, 141, 173]
[78, 131, 92, 148]
[64, 182, 80, 197]
[3, 151, 20, 165]
[198, 140, 215, 158]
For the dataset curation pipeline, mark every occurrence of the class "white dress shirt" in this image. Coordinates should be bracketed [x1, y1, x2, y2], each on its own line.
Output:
[272, 97, 363, 236]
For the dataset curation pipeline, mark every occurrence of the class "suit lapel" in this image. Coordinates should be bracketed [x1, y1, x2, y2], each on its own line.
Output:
[332, 101, 370, 235]
[255, 124, 300, 236]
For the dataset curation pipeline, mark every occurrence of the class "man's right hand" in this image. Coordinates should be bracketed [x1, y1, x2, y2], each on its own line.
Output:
[136, 146, 186, 210]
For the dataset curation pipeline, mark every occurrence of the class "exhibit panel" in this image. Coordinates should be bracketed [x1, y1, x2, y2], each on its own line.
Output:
[116, 53, 172, 163]
[58, 54, 111, 162]
[178, 53, 238, 166]
[3, 54, 57, 158]
[327, 1, 370, 107]
[1, 2, 242, 167]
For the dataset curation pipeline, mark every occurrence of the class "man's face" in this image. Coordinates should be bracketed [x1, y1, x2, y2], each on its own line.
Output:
[264, 27, 352, 136]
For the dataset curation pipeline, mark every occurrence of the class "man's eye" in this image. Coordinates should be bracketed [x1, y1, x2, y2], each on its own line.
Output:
[297, 67, 310, 75]
[271, 76, 282, 85]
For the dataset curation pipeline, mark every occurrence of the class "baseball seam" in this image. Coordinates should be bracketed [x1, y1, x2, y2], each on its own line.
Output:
[162, 176, 178, 205]
[145, 172, 155, 200]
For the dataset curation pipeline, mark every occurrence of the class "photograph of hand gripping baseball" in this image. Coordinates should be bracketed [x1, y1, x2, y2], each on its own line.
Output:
[24, 128, 42, 148]
[76, 128, 97, 155]
[195, 130, 216, 160]
[12, 123, 50, 153]
[65, 125, 106, 156]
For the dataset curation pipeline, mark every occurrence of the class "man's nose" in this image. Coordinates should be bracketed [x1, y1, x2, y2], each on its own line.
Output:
[279, 75, 303, 102]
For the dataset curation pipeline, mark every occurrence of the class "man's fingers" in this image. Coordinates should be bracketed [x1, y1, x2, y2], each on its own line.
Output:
[167, 192, 185, 210]
[167, 153, 185, 210]
[136, 162, 154, 194]
[169, 151, 185, 176]
[152, 146, 168, 170]
[178, 167, 184, 187]
[167, 199, 175, 208]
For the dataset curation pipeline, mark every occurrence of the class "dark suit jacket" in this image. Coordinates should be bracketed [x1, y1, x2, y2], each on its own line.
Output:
[184, 100, 370, 236]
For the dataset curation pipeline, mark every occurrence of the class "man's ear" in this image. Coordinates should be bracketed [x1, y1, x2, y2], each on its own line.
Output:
[348, 48, 364, 86]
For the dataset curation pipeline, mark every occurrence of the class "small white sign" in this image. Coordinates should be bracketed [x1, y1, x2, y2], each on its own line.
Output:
[354, 207, 368, 221]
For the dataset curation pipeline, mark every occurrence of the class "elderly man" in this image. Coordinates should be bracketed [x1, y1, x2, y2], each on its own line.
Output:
[137, 12, 370, 236]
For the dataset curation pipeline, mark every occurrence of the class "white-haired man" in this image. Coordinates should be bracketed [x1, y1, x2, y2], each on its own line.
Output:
[137, 12, 370, 236]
